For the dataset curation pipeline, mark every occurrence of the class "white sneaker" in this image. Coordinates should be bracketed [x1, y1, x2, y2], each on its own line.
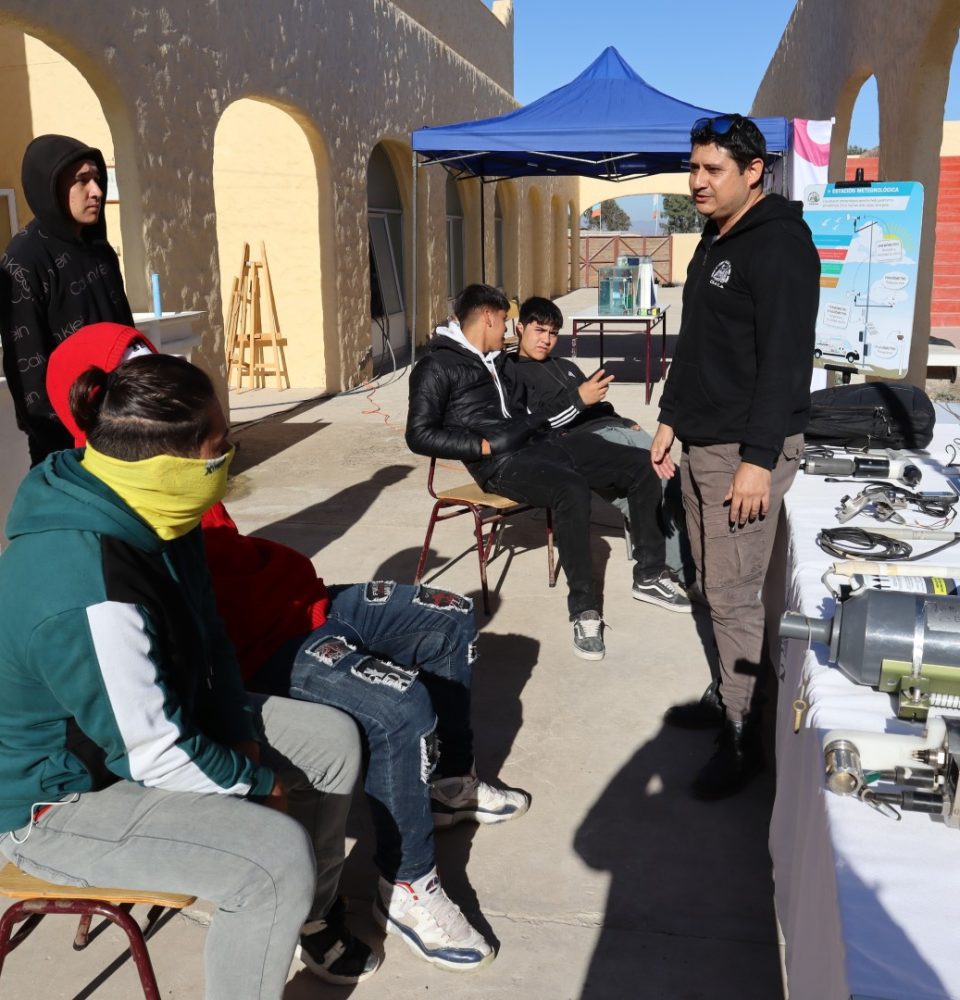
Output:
[373, 869, 493, 971]
[431, 771, 531, 828]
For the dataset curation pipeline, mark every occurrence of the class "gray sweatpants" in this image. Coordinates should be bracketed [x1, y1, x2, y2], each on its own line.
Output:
[587, 421, 692, 581]
[0, 695, 360, 1000]
[680, 435, 803, 722]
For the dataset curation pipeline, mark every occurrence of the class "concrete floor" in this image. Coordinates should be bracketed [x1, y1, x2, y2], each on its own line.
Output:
[0, 286, 784, 999]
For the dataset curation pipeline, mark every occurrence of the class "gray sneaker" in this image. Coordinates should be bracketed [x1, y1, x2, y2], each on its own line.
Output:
[633, 571, 693, 613]
[572, 610, 605, 660]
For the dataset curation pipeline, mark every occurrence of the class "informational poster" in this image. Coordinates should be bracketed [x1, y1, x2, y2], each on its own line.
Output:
[803, 181, 924, 378]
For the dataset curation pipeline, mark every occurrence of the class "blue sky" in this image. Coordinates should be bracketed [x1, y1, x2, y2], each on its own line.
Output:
[492, 0, 960, 227]
[505, 0, 960, 148]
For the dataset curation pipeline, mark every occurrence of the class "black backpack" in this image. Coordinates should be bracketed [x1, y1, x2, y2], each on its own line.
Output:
[805, 382, 936, 450]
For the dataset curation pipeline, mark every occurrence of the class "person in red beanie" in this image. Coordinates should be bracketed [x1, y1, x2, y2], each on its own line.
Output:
[46, 323, 529, 972]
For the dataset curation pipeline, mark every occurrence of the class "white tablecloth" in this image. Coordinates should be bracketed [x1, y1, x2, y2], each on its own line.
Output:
[773, 412, 960, 1000]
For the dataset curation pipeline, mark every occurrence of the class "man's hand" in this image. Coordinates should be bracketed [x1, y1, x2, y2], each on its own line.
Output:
[724, 462, 771, 526]
[650, 423, 677, 480]
[233, 740, 261, 765]
[261, 777, 288, 814]
[578, 369, 615, 406]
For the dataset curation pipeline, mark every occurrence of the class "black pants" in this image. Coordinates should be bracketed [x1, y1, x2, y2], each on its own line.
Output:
[483, 436, 665, 617]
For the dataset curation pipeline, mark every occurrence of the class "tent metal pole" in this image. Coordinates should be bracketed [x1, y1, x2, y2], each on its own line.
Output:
[411, 150, 418, 366]
[480, 180, 486, 283]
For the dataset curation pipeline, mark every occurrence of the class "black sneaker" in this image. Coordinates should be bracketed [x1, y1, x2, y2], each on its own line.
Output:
[633, 570, 693, 613]
[572, 610, 605, 660]
[664, 680, 725, 730]
[297, 897, 380, 985]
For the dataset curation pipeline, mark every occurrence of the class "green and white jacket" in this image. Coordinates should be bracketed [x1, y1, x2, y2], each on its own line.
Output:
[0, 449, 274, 834]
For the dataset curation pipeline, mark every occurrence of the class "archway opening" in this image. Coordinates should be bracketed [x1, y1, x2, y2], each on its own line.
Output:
[845, 75, 879, 182]
[496, 181, 519, 297]
[526, 186, 543, 296]
[494, 187, 504, 290]
[213, 99, 330, 390]
[445, 173, 464, 303]
[0, 27, 124, 277]
[551, 194, 566, 297]
[368, 143, 407, 364]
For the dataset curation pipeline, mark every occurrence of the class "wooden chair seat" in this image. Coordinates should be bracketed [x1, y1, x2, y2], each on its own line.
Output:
[0, 862, 194, 1000]
[415, 458, 557, 613]
[434, 481, 523, 510]
[0, 863, 195, 908]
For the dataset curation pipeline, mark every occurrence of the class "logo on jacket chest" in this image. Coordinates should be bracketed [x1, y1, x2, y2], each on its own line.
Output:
[709, 260, 732, 288]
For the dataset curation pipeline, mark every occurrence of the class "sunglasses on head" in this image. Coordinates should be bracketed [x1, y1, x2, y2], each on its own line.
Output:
[692, 114, 748, 138]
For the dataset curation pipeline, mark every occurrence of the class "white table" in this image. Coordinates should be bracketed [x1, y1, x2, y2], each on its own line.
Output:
[569, 305, 670, 404]
[773, 415, 960, 1000]
[132, 310, 204, 357]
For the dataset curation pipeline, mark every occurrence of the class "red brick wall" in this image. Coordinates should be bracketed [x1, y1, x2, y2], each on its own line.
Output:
[846, 154, 960, 327]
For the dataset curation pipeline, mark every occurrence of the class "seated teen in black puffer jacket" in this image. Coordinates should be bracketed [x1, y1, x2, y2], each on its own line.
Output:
[406, 284, 671, 662]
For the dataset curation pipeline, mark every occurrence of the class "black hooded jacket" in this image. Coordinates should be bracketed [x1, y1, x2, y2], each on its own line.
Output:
[0, 135, 134, 461]
[405, 327, 549, 485]
[657, 194, 819, 470]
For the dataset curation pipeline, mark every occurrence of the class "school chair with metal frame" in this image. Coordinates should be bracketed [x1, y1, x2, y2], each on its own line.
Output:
[0, 861, 195, 1000]
[414, 457, 557, 614]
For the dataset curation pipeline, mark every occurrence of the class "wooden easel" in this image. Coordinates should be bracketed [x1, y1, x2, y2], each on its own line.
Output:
[225, 241, 289, 390]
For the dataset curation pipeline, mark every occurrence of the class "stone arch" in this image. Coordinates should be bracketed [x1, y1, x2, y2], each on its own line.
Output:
[751, 0, 960, 388]
[550, 193, 566, 296]
[213, 97, 337, 389]
[456, 175, 483, 287]
[0, 19, 146, 307]
[568, 198, 579, 291]
[579, 174, 689, 217]
[445, 172, 465, 302]
[496, 180, 520, 298]
[525, 185, 544, 297]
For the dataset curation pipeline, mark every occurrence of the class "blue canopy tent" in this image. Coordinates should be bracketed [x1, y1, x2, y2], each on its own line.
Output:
[412, 46, 789, 181]
[408, 47, 789, 356]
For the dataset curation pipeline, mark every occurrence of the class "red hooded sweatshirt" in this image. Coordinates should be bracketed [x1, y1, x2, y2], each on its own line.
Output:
[46, 322, 329, 679]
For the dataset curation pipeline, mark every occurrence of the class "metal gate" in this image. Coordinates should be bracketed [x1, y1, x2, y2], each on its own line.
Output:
[579, 234, 673, 287]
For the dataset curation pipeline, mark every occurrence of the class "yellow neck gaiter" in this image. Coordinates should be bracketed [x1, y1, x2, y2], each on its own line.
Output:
[82, 443, 234, 540]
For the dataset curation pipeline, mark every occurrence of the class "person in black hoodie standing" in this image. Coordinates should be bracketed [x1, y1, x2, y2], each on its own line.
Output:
[0, 134, 134, 465]
[650, 116, 819, 799]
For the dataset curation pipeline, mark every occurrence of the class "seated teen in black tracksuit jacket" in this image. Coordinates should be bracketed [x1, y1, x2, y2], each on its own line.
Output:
[501, 297, 692, 588]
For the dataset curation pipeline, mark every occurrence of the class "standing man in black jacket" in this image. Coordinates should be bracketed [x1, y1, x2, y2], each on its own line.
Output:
[406, 284, 671, 661]
[0, 134, 134, 465]
[650, 115, 819, 799]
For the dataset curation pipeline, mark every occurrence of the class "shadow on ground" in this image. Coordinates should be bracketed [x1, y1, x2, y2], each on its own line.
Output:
[230, 402, 334, 475]
[253, 465, 415, 556]
[575, 724, 782, 1000]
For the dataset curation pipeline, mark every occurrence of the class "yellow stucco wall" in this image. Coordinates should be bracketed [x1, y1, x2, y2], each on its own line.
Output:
[942, 121, 960, 156]
[0, 0, 577, 396]
[579, 173, 689, 216]
[671, 234, 699, 283]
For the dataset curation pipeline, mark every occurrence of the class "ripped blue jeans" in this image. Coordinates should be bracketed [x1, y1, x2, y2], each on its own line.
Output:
[251, 582, 478, 883]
